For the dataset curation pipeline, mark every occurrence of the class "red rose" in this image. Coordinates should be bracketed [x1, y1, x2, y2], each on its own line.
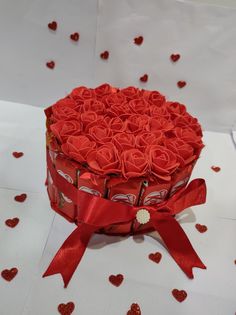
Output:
[148, 145, 179, 181]
[136, 131, 164, 151]
[87, 125, 112, 145]
[50, 120, 82, 143]
[82, 99, 105, 114]
[107, 117, 127, 133]
[142, 90, 166, 106]
[102, 93, 127, 108]
[126, 114, 150, 134]
[149, 117, 174, 132]
[61, 135, 96, 163]
[52, 105, 79, 122]
[121, 149, 149, 179]
[94, 83, 117, 99]
[149, 105, 170, 120]
[128, 98, 150, 115]
[119, 86, 140, 100]
[174, 113, 202, 136]
[175, 127, 204, 157]
[165, 138, 196, 167]
[166, 101, 186, 119]
[80, 111, 98, 129]
[70, 86, 94, 101]
[87, 143, 121, 175]
[107, 103, 132, 117]
[112, 133, 136, 151]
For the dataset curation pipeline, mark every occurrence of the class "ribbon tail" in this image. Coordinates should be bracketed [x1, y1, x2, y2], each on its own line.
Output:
[152, 214, 206, 278]
[43, 224, 95, 287]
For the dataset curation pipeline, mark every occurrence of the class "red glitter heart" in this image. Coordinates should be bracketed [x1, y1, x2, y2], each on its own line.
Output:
[148, 252, 162, 264]
[1, 268, 18, 281]
[140, 74, 148, 82]
[5, 217, 19, 228]
[109, 274, 124, 287]
[58, 302, 75, 315]
[14, 193, 27, 202]
[48, 21, 57, 31]
[177, 81, 186, 88]
[134, 36, 143, 45]
[46, 61, 55, 69]
[211, 166, 221, 172]
[12, 151, 24, 158]
[172, 289, 187, 302]
[170, 53, 180, 62]
[127, 303, 141, 315]
[70, 32, 79, 42]
[100, 51, 109, 60]
[195, 223, 208, 233]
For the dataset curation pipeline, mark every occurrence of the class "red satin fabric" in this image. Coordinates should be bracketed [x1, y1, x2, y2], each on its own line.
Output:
[44, 149, 207, 287]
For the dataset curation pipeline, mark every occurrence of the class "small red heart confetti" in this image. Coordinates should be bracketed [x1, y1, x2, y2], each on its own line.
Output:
[46, 61, 55, 69]
[14, 193, 27, 203]
[1, 268, 18, 281]
[109, 274, 124, 287]
[134, 36, 143, 45]
[140, 74, 148, 82]
[177, 81, 186, 88]
[70, 32, 79, 42]
[127, 303, 141, 315]
[58, 302, 75, 315]
[172, 289, 187, 302]
[5, 217, 19, 228]
[170, 53, 180, 62]
[195, 223, 208, 233]
[12, 152, 24, 158]
[211, 166, 221, 172]
[148, 252, 162, 264]
[48, 21, 57, 31]
[100, 51, 109, 60]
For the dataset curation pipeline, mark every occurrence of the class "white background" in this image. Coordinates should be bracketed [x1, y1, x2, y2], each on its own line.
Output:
[0, 0, 236, 314]
[0, 0, 236, 131]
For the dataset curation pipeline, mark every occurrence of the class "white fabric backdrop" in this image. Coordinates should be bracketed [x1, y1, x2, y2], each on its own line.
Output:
[0, 0, 236, 131]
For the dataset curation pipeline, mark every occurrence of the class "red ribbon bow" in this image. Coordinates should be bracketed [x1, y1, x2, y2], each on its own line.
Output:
[43, 150, 207, 287]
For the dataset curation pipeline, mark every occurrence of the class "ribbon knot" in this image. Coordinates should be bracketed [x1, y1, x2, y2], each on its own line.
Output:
[43, 150, 207, 287]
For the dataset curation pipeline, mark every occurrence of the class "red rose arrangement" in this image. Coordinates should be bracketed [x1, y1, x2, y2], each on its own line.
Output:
[44, 84, 206, 287]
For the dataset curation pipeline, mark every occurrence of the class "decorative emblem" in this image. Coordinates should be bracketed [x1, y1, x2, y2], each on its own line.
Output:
[144, 189, 168, 205]
[136, 209, 150, 224]
[111, 193, 136, 205]
[78, 186, 101, 197]
[57, 170, 73, 184]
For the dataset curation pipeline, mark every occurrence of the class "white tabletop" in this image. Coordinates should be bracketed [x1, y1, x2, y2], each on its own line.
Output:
[0, 99, 236, 314]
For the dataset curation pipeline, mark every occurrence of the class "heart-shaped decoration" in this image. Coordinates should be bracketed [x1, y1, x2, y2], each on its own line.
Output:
[127, 303, 141, 315]
[48, 21, 57, 31]
[70, 32, 79, 42]
[46, 61, 55, 69]
[170, 53, 180, 62]
[134, 36, 143, 45]
[172, 289, 187, 302]
[12, 151, 24, 158]
[14, 193, 27, 203]
[211, 166, 221, 172]
[177, 81, 186, 88]
[100, 51, 109, 60]
[5, 217, 19, 228]
[1, 268, 18, 281]
[140, 74, 148, 82]
[109, 274, 124, 287]
[58, 302, 75, 315]
[148, 252, 162, 264]
[195, 223, 208, 233]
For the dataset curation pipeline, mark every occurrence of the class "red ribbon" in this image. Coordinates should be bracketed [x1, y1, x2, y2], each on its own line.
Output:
[43, 150, 207, 287]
